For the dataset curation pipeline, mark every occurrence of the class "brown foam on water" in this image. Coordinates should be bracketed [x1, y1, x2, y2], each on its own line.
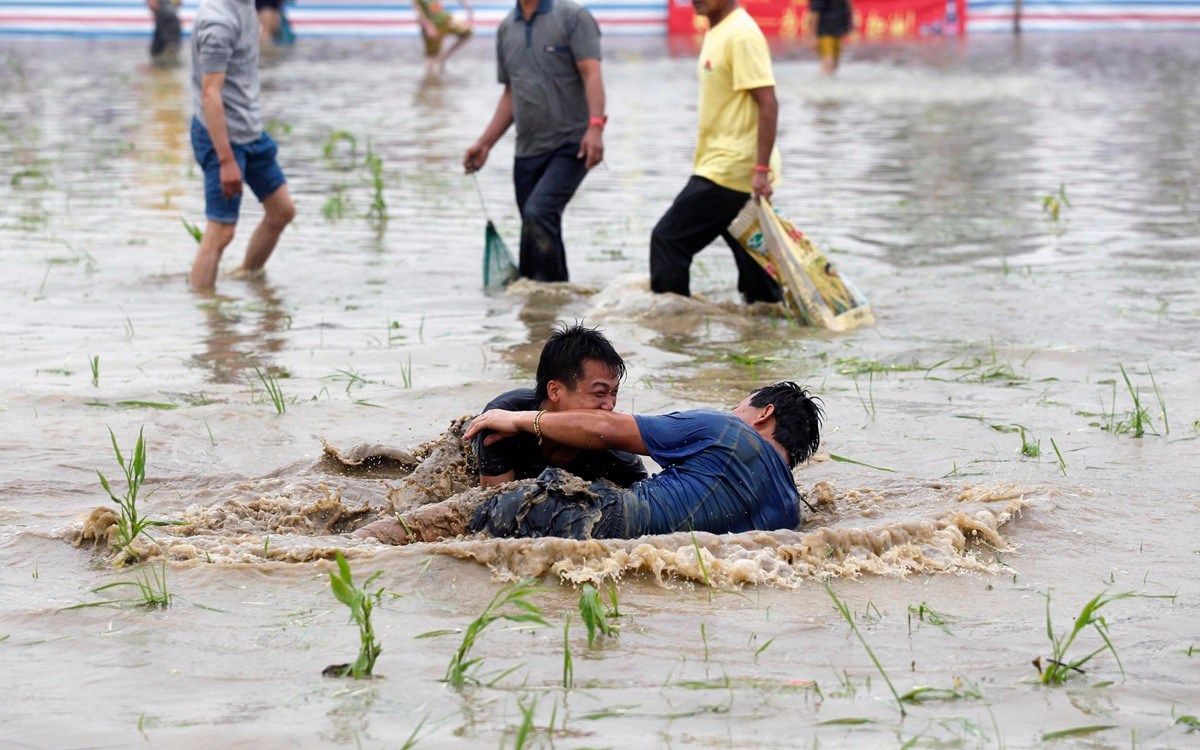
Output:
[67, 424, 1036, 585]
[422, 481, 1031, 588]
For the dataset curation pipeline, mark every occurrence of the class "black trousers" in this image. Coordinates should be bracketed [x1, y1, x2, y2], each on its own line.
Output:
[649, 175, 783, 304]
[513, 143, 589, 282]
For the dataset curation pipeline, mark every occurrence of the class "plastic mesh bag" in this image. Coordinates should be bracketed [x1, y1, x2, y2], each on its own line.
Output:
[728, 199, 874, 332]
[483, 220, 519, 290]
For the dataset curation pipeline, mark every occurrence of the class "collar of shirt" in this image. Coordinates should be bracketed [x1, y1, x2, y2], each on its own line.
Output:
[514, 0, 553, 23]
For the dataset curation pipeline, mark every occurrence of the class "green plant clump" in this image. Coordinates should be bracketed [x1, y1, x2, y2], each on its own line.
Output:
[445, 579, 546, 688]
[1034, 589, 1136, 685]
[578, 583, 620, 646]
[325, 550, 384, 679]
[96, 427, 175, 563]
[64, 562, 171, 610]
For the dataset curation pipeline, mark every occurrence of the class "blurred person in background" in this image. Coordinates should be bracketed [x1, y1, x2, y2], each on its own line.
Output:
[147, 0, 182, 63]
[809, 0, 852, 75]
[414, 0, 475, 75]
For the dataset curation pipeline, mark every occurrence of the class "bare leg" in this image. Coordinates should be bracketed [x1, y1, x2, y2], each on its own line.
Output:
[238, 184, 295, 276]
[437, 31, 472, 66]
[190, 221, 237, 292]
[354, 488, 488, 545]
[259, 8, 281, 46]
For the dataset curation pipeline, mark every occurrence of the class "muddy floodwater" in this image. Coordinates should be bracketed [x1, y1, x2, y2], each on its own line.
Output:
[2, 33, 1200, 748]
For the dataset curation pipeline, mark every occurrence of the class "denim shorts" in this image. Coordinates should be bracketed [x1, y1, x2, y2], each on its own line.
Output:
[190, 117, 287, 224]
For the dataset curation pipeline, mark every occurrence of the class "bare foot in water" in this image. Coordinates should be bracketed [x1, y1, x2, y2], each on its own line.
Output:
[353, 518, 412, 545]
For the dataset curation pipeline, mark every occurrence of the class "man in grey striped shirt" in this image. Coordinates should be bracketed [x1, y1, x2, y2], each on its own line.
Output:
[462, 0, 607, 283]
[189, 0, 296, 292]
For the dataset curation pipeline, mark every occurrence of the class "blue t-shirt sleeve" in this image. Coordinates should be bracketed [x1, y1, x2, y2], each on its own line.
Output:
[634, 411, 726, 466]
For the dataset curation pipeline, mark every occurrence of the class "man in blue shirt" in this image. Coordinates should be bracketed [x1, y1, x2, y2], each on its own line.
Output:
[355, 382, 822, 543]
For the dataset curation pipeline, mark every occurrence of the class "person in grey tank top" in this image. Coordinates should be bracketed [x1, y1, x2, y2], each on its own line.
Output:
[462, 0, 608, 283]
[188, 0, 296, 292]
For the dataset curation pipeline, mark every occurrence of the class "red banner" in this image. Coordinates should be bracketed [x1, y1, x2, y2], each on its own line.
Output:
[667, 0, 949, 38]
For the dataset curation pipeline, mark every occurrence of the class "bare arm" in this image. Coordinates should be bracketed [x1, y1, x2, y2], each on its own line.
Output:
[464, 86, 514, 173]
[200, 72, 242, 198]
[479, 470, 515, 488]
[747, 85, 778, 199]
[575, 59, 606, 168]
[464, 409, 647, 455]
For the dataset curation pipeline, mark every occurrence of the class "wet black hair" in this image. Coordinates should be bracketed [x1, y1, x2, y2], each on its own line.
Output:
[534, 323, 627, 402]
[749, 381, 823, 468]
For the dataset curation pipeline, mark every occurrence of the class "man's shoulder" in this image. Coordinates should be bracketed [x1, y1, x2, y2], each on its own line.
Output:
[497, 8, 520, 32]
[726, 8, 768, 40]
[483, 387, 537, 412]
[194, 0, 239, 27]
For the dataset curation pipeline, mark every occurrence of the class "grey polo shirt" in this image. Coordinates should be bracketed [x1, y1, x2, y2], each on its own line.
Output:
[190, 0, 262, 144]
[496, 0, 601, 159]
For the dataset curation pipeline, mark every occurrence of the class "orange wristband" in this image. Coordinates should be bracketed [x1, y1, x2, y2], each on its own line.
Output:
[589, 115, 608, 129]
[753, 164, 771, 173]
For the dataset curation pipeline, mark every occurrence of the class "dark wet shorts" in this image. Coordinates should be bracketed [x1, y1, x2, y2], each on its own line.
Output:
[469, 468, 650, 541]
[190, 117, 287, 224]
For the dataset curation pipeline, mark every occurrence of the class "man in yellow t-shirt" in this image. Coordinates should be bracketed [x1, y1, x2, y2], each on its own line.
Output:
[649, 0, 783, 304]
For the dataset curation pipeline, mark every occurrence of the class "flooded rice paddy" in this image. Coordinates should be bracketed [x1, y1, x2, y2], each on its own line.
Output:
[2, 32, 1200, 747]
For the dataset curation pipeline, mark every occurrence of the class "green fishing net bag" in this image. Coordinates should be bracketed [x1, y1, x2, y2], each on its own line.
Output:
[483, 220, 519, 290]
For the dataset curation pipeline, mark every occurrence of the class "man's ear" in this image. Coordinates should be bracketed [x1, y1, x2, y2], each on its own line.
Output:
[755, 403, 775, 425]
[546, 380, 562, 405]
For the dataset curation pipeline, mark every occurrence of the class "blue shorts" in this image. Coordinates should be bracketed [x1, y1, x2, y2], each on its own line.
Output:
[190, 117, 287, 224]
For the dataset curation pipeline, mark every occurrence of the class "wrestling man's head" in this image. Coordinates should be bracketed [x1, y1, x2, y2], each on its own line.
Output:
[535, 324, 626, 412]
[733, 381, 823, 468]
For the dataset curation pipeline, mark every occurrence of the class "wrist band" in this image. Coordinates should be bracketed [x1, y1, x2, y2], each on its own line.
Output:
[589, 115, 608, 129]
[753, 164, 771, 173]
[533, 410, 546, 444]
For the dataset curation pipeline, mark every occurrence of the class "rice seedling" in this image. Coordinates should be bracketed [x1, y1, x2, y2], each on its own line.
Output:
[444, 579, 546, 688]
[97, 427, 176, 563]
[826, 583, 906, 716]
[854, 371, 876, 420]
[513, 695, 538, 749]
[1041, 725, 1116, 741]
[898, 677, 984, 705]
[578, 583, 619, 646]
[1175, 715, 1200, 733]
[181, 217, 202, 243]
[1041, 183, 1070, 224]
[63, 561, 172, 609]
[254, 366, 287, 414]
[399, 714, 429, 749]
[689, 531, 712, 587]
[322, 366, 373, 396]
[324, 550, 384, 679]
[561, 619, 574, 689]
[754, 636, 776, 658]
[1050, 438, 1067, 475]
[321, 186, 349, 222]
[1117, 362, 1153, 438]
[203, 419, 217, 447]
[1018, 426, 1041, 458]
[322, 130, 358, 166]
[115, 400, 179, 411]
[364, 146, 387, 223]
[907, 602, 959, 635]
[834, 356, 927, 377]
[11, 167, 49, 189]
[88, 354, 99, 387]
[122, 315, 135, 340]
[700, 622, 710, 662]
[605, 581, 621, 618]
[829, 453, 896, 473]
[1033, 589, 1138, 685]
[399, 353, 413, 389]
[1147, 363, 1168, 434]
